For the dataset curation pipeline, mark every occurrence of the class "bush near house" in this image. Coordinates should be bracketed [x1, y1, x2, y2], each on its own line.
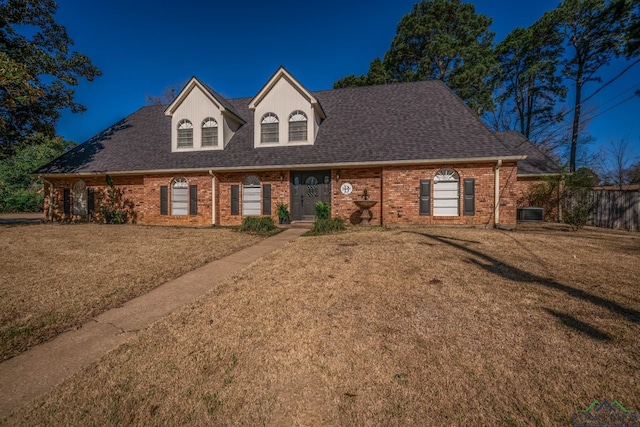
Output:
[239, 216, 277, 234]
[310, 217, 346, 234]
[314, 201, 331, 219]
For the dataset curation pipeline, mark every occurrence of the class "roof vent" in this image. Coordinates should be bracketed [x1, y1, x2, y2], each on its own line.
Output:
[517, 207, 543, 222]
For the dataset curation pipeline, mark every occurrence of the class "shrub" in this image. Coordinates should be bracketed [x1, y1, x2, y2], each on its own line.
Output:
[239, 216, 277, 233]
[0, 188, 43, 212]
[564, 191, 597, 231]
[276, 202, 290, 223]
[314, 201, 331, 219]
[97, 175, 135, 224]
[310, 217, 346, 234]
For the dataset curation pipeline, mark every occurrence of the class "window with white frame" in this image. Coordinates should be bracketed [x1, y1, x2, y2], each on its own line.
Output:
[261, 113, 279, 143]
[242, 175, 261, 216]
[433, 169, 460, 216]
[171, 177, 189, 215]
[288, 110, 307, 141]
[177, 119, 193, 148]
[201, 118, 218, 147]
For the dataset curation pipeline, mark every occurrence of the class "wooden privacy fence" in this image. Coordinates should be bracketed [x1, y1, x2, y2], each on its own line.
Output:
[568, 189, 640, 231]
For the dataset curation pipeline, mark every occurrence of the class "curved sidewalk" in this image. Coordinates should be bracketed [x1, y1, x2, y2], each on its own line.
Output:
[0, 227, 308, 418]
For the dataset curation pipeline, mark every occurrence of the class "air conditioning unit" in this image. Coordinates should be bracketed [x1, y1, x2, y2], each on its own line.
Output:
[517, 207, 544, 222]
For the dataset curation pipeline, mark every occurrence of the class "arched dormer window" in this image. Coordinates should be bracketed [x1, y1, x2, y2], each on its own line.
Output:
[201, 118, 218, 147]
[177, 119, 193, 148]
[433, 169, 460, 216]
[288, 110, 307, 141]
[261, 113, 279, 143]
[242, 175, 261, 216]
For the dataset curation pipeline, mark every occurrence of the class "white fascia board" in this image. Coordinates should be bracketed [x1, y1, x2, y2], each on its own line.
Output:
[248, 67, 326, 119]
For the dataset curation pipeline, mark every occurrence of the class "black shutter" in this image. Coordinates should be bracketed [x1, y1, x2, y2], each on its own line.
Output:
[189, 185, 198, 215]
[160, 186, 168, 215]
[262, 184, 271, 215]
[231, 185, 239, 215]
[87, 188, 95, 215]
[463, 178, 475, 216]
[419, 180, 431, 216]
[63, 188, 71, 215]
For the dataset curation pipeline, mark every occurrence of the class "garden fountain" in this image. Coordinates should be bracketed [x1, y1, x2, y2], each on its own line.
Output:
[354, 189, 377, 226]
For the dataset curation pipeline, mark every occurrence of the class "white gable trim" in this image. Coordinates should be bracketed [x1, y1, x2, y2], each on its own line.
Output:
[164, 77, 245, 124]
[248, 66, 326, 119]
[165, 77, 219, 115]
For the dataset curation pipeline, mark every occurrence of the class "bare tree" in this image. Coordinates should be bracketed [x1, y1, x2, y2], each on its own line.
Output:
[598, 137, 639, 188]
[145, 84, 184, 106]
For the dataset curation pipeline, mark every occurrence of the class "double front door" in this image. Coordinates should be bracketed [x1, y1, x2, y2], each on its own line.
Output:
[290, 170, 331, 221]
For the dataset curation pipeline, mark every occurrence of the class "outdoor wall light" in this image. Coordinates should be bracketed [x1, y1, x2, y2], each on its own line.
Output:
[279, 172, 285, 182]
[336, 171, 340, 182]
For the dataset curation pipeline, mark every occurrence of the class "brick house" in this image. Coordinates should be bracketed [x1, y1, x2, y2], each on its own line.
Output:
[35, 67, 559, 227]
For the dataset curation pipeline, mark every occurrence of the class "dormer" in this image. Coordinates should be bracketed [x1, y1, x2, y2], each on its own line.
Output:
[165, 77, 245, 153]
[248, 67, 326, 148]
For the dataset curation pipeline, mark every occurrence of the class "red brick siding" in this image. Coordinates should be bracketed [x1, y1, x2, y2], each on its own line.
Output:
[379, 163, 517, 227]
[42, 162, 523, 227]
[142, 174, 212, 226]
[514, 176, 561, 221]
[43, 175, 144, 223]
[43, 174, 213, 226]
[333, 168, 383, 226]
[215, 171, 290, 226]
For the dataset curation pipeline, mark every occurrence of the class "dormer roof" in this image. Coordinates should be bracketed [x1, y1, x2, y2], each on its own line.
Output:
[248, 66, 326, 119]
[164, 76, 245, 124]
[36, 80, 529, 176]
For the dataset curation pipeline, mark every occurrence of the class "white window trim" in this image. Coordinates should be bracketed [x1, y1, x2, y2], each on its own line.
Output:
[171, 177, 189, 216]
[242, 175, 261, 216]
[177, 119, 194, 148]
[201, 117, 219, 147]
[433, 169, 460, 217]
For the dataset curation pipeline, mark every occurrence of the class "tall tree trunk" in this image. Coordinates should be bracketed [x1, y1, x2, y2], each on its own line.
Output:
[570, 72, 583, 173]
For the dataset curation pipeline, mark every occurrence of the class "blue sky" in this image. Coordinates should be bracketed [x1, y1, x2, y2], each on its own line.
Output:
[54, 0, 639, 164]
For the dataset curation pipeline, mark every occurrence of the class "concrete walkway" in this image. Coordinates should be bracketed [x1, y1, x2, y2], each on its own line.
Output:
[0, 227, 309, 418]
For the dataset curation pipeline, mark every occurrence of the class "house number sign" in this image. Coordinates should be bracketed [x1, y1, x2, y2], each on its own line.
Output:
[340, 182, 353, 195]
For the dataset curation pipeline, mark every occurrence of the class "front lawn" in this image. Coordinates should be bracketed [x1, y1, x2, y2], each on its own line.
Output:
[4, 224, 639, 425]
[0, 224, 262, 361]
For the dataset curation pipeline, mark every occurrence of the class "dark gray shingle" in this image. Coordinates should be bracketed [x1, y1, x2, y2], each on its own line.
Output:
[496, 131, 561, 176]
[38, 80, 522, 174]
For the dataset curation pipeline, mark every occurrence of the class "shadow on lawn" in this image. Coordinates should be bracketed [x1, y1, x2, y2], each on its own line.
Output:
[544, 309, 612, 341]
[406, 231, 640, 327]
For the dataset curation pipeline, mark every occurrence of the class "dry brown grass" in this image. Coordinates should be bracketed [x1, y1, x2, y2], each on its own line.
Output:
[4, 224, 640, 426]
[0, 223, 262, 361]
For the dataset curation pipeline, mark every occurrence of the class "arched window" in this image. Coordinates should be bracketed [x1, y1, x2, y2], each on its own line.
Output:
[261, 113, 279, 143]
[171, 177, 188, 215]
[433, 169, 460, 216]
[242, 175, 261, 216]
[288, 110, 307, 141]
[177, 119, 193, 148]
[73, 180, 87, 216]
[201, 118, 218, 147]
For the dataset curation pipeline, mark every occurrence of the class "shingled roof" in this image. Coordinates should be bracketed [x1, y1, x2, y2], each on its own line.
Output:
[37, 80, 525, 175]
[496, 131, 562, 176]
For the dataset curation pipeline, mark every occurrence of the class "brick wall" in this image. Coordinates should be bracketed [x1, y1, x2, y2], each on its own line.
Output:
[514, 176, 561, 221]
[379, 162, 517, 227]
[142, 174, 212, 226]
[43, 175, 144, 223]
[333, 168, 383, 226]
[216, 171, 290, 226]
[42, 162, 524, 227]
[43, 173, 214, 226]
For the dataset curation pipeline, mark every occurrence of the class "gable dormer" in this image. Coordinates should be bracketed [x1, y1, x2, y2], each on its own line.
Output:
[248, 67, 326, 148]
[165, 77, 245, 153]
